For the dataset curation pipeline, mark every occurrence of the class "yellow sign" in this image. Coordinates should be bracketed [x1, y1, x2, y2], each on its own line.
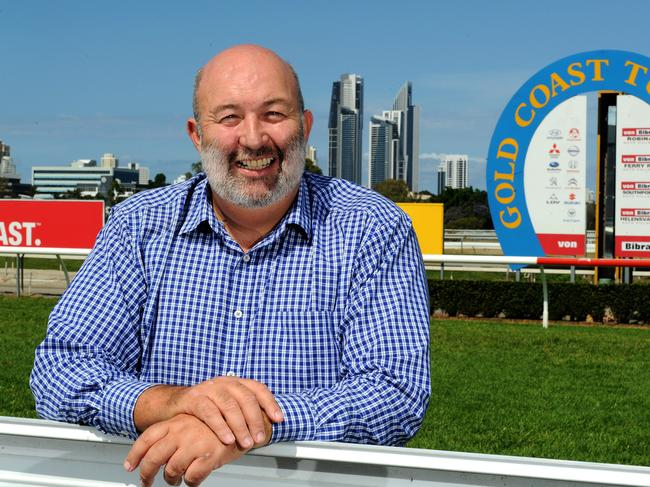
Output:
[397, 203, 444, 254]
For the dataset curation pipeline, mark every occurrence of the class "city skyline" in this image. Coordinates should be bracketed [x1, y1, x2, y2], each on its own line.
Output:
[1, 1, 649, 194]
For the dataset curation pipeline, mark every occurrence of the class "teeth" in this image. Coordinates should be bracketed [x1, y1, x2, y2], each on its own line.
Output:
[237, 157, 273, 170]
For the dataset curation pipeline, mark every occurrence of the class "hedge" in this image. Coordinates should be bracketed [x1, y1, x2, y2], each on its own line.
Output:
[428, 280, 650, 324]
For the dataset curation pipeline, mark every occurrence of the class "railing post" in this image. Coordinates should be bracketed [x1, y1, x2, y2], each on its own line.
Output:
[56, 254, 71, 286]
[570, 265, 576, 283]
[541, 265, 549, 329]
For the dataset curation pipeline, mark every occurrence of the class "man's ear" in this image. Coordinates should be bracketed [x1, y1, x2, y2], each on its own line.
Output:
[303, 110, 314, 141]
[187, 118, 202, 152]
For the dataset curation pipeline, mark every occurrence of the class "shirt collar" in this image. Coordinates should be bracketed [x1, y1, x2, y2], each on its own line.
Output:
[178, 176, 222, 236]
[178, 174, 312, 241]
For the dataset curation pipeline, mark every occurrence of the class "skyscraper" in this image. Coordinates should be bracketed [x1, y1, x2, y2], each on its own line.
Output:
[437, 162, 447, 194]
[328, 74, 363, 185]
[442, 154, 468, 189]
[392, 82, 420, 192]
[368, 115, 399, 188]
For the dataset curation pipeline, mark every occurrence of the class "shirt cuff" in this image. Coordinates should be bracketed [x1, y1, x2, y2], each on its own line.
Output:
[271, 392, 316, 443]
[97, 378, 158, 439]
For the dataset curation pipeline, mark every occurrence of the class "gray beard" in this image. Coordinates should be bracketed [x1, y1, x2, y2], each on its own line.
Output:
[201, 133, 306, 209]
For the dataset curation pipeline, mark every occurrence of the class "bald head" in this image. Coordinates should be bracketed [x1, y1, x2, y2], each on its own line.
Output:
[192, 45, 304, 127]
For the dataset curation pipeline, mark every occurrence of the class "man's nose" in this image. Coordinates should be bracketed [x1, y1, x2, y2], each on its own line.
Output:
[238, 116, 269, 150]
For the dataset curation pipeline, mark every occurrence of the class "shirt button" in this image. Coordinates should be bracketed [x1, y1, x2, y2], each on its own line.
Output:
[226, 371, 236, 377]
[234, 309, 243, 318]
[242, 254, 251, 262]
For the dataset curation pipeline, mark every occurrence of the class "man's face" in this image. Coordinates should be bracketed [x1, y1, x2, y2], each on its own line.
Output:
[200, 127, 306, 208]
[193, 49, 312, 208]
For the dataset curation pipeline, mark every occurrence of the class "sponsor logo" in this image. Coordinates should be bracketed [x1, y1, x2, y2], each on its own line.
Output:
[621, 208, 650, 217]
[568, 128, 580, 140]
[621, 154, 650, 163]
[548, 177, 558, 187]
[558, 240, 578, 249]
[622, 182, 650, 191]
[547, 129, 563, 139]
[549, 143, 560, 157]
[548, 161, 560, 168]
[622, 128, 650, 136]
[567, 145, 580, 157]
[567, 178, 578, 187]
[546, 193, 560, 204]
[569, 193, 576, 201]
[0, 221, 41, 247]
[567, 208, 577, 218]
[622, 241, 650, 251]
[568, 159, 579, 169]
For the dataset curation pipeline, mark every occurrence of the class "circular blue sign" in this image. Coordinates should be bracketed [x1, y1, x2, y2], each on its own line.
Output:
[486, 50, 650, 258]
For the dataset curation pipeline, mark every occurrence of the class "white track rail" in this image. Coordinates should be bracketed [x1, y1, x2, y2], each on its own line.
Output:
[1, 417, 649, 487]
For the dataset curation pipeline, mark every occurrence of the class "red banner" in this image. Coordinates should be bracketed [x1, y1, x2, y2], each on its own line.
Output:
[0, 200, 104, 249]
[536, 233, 586, 256]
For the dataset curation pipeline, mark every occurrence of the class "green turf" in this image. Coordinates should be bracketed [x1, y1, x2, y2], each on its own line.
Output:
[408, 320, 650, 466]
[0, 256, 84, 272]
[0, 296, 56, 418]
[2, 296, 650, 466]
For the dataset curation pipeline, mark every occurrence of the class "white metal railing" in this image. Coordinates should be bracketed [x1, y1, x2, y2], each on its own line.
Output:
[1, 417, 649, 487]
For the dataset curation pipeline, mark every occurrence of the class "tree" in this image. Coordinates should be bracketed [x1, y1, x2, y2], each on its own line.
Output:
[373, 179, 410, 202]
[0, 178, 8, 197]
[431, 187, 493, 229]
[305, 158, 322, 175]
[148, 173, 168, 189]
[192, 161, 203, 174]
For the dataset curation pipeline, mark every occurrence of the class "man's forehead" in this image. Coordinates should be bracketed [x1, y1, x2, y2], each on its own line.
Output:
[199, 46, 296, 99]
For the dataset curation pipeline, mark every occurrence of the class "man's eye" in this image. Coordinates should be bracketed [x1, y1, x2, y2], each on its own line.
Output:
[219, 114, 239, 123]
[267, 111, 285, 119]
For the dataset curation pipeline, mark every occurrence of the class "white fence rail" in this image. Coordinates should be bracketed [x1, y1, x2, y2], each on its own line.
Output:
[2, 417, 649, 487]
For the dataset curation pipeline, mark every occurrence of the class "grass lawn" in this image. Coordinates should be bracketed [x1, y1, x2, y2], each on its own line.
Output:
[0, 256, 85, 272]
[0, 295, 57, 418]
[409, 319, 650, 466]
[2, 296, 649, 466]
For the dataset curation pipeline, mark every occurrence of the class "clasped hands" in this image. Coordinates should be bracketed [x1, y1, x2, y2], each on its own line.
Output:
[124, 376, 283, 487]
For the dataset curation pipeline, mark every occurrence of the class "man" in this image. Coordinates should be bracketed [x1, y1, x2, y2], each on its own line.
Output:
[31, 45, 430, 487]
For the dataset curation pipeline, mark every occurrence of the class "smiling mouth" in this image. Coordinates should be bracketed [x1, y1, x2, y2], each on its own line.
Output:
[235, 157, 275, 170]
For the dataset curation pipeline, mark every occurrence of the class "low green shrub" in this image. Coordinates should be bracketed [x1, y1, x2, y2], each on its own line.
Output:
[429, 280, 648, 324]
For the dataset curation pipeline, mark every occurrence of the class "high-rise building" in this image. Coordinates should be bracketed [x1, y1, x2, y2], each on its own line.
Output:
[392, 82, 420, 192]
[101, 153, 118, 169]
[367, 83, 420, 191]
[368, 115, 399, 188]
[442, 154, 468, 189]
[306, 145, 318, 165]
[437, 162, 447, 194]
[328, 73, 363, 185]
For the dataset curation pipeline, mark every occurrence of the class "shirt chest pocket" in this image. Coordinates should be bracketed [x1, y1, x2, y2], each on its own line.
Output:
[249, 310, 342, 394]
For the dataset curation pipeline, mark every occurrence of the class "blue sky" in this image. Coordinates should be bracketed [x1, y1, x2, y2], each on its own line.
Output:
[1, 0, 648, 192]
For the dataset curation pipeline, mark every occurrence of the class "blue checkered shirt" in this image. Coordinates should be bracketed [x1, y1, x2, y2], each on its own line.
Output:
[31, 173, 430, 445]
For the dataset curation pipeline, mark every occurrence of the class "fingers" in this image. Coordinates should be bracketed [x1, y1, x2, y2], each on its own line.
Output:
[165, 445, 214, 487]
[125, 414, 247, 487]
[240, 379, 284, 423]
[124, 422, 170, 473]
[193, 396, 236, 445]
[139, 438, 178, 487]
[185, 377, 282, 449]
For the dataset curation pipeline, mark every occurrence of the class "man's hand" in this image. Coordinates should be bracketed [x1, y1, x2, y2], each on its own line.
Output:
[134, 377, 282, 449]
[125, 413, 270, 487]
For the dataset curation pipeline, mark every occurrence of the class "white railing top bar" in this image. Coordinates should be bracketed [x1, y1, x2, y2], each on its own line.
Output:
[1, 417, 649, 486]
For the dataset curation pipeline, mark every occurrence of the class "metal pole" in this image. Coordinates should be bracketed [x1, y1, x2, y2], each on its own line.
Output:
[515, 269, 521, 282]
[541, 265, 549, 329]
[15, 254, 20, 297]
[570, 265, 576, 283]
[439, 262, 444, 280]
[56, 254, 71, 286]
